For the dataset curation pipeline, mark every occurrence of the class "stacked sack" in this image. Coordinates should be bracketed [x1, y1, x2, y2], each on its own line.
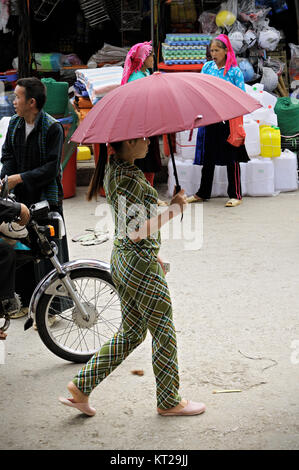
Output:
[274, 96, 299, 155]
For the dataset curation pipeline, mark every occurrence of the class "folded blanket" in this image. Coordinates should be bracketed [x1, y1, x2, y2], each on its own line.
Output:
[75, 66, 123, 105]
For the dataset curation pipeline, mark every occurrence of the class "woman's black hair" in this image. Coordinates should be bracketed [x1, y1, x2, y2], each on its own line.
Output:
[86, 141, 123, 201]
[210, 38, 227, 50]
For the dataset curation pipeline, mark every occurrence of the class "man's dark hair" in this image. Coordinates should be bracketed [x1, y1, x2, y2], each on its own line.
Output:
[17, 77, 47, 111]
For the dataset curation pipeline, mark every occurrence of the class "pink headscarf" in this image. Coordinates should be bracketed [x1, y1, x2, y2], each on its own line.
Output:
[121, 41, 152, 85]
[214, 34, 238, 76]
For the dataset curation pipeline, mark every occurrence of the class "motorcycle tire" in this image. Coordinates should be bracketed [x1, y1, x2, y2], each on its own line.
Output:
[35, 268, 122, 363]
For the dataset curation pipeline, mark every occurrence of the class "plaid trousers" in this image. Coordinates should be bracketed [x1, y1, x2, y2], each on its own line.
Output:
[72, 247, 181, 410]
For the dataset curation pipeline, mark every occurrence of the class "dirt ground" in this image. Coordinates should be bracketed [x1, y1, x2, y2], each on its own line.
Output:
[1, 185, 299, 451]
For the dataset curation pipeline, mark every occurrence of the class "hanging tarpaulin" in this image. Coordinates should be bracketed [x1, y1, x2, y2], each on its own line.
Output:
[18, 0, 31, 77]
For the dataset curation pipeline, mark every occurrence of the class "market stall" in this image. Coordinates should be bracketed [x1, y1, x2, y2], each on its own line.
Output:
[155, 0, 299, 198]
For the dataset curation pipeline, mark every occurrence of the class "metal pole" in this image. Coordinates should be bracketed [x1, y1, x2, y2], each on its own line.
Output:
[151, 0, 154, 49]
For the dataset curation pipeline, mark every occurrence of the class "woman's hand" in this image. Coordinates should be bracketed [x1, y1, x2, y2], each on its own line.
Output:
[128, 189, 188, 242]
[169, 189, 188, 216]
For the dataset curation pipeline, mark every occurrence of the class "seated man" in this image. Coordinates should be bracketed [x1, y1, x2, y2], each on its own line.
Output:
[0, 77, 68, 317]
[0, 196, 30, 339]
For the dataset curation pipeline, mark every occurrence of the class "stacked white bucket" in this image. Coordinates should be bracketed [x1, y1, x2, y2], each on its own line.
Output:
[168, 84, 298, 197]
[243, 83, 298, 196]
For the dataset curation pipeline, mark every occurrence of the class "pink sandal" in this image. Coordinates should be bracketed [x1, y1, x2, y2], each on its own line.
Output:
[158, 400, 206, 416]
[59, 397, 96, 416]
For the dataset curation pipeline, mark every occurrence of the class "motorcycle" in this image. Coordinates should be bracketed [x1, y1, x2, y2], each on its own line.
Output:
[0, 177, 122, 363]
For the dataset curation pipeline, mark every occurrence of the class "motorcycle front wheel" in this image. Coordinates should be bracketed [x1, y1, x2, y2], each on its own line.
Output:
[35, 268, 122, 363]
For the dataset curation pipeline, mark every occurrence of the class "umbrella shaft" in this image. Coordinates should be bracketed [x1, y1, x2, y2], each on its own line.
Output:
[167, 134, 180, 193]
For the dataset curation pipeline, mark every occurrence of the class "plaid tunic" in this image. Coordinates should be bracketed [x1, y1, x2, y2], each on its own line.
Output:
[73, 155, 181, 410]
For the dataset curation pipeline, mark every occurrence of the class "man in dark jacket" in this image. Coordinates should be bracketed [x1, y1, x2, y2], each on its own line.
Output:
[0, 197, 29, 339]
[0, 77, 68, 317]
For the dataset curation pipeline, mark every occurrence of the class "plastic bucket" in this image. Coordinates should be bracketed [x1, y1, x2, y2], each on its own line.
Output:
[246, 158, 275, 196]
[260, 126, 281, 157]
[273, 149, 298, 192]
[61, 122, 76, 199]
[62, 150, 77, 199]
[244, 120, 261, 157]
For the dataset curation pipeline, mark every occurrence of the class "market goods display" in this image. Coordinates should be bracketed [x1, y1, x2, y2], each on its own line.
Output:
[75, 66, 123, 105]
[162, 34, 213, 65]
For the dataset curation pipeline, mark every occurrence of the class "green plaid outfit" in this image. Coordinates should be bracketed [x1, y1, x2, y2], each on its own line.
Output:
[73, 156, 181, 410]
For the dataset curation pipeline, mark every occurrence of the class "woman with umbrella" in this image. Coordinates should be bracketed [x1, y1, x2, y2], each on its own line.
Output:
[121, 41, 168, 207]
[187, 34, 249, 207]
[59, 137, 206, 417]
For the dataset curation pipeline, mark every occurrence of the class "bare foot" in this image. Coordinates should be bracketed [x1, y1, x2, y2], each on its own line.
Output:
[67, 381, 89, 403]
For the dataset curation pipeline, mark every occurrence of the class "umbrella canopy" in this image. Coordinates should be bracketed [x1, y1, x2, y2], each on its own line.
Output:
[71, 71, 261, 144]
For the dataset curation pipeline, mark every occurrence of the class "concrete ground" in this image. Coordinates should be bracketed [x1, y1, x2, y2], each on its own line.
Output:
[1, 183, 299, 450]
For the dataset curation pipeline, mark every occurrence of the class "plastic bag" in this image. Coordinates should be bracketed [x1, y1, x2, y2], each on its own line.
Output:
[263, 57, 284, 75]
[216, 0, 238, 29]
[238, 58, 255, 82]
[198, 11, 218, 34]
[289, 43, 299, 84]
[228, 20, 246, 53]
[244, 29, 257, 49]
[260, 66, 278, 91]
[220, 0, 238, 17]
[258, 19, 281, 51]
[238, 0, 271, 28]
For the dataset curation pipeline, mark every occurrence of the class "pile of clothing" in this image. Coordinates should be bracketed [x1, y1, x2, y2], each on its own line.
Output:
[87, 43, 129, 68]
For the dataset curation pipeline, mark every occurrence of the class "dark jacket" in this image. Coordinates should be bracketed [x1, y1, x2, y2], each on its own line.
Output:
[0, 110, 64, 209]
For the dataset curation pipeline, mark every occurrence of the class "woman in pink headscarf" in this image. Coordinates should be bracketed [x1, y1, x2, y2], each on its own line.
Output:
[121, 42, 166, 204]
[187, 34, 249, 207]
[121, 41, 153, 85]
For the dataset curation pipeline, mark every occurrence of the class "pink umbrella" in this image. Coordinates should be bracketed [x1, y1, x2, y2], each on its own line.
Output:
[71, 72, 261, 144]
[71, 72, 261, 190]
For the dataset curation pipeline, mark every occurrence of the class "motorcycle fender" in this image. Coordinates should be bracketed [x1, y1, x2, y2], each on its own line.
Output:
[27, 259, 111, 322]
